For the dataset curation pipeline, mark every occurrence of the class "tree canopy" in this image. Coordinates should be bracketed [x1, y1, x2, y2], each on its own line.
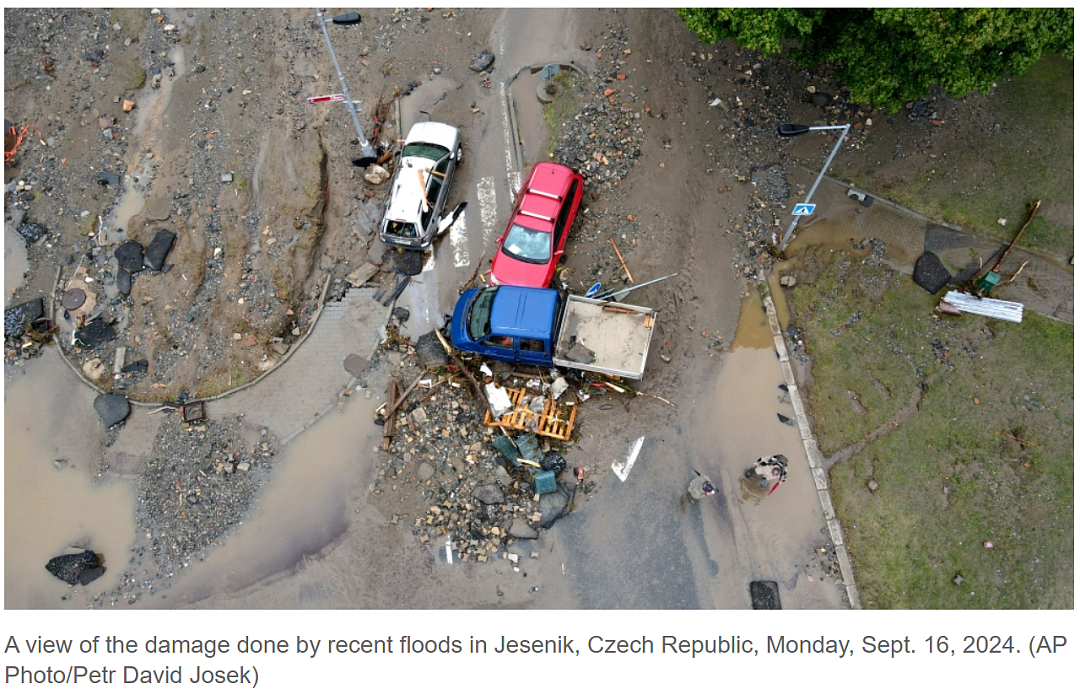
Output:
[678, 8, 1074, 111]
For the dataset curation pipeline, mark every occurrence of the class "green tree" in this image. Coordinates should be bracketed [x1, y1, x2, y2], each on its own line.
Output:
[677, 8, 1074, 111]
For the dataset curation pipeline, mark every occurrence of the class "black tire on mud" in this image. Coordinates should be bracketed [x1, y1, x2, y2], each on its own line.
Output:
[415, 330, 450, 369]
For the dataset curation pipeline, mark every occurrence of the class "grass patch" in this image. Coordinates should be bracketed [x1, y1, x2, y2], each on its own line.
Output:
[857, 55, 1073, 257]
[793, 249, 1073, 608]
[108, 8, 144, 42]
[195, 358, 257, 398]
[542, 73, 581, 157]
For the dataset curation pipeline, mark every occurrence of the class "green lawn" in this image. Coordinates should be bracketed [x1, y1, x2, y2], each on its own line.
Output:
[859, 55, 1074, 258]
[792, 248, 1073, 608]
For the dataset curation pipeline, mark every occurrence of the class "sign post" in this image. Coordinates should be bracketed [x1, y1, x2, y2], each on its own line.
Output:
[776, 123, 850, 251]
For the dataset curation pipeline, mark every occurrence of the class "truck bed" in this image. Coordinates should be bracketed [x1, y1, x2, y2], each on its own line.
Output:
[552, 295, 656, 379]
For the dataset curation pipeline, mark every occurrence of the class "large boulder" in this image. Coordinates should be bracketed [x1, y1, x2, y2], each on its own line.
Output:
[4, 298, 43, 339]
[143, 229, 176, 271]
[17, 221, 48, 244]
[469, 50, 495, 72]
[116, 267, 132, 296]
[415, 331, 450, 369]
[45, 550, 105, 586]
[93, 394, 130, 427]
[75, 319, 116, 348]
[535, 484, 574, 529]
[913, 251, 952, 294]
[508, 519, 538, 540]
[472, 484, 506, 505]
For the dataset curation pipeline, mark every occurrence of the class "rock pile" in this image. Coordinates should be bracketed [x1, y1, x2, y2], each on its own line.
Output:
[90, 413, 278, 607]
[370, 341, 588, 564]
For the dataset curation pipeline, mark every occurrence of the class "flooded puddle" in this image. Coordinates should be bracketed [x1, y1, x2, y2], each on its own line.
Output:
[103, 44, 186, 244]
[692, 286, 844, 607]
[4, 351, 137, 608]
[729, 291, 776, 350]
[143, 390, 384, 607]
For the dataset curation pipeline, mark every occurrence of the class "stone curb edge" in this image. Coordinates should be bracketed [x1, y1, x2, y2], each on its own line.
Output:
[762, 287, 862, 610]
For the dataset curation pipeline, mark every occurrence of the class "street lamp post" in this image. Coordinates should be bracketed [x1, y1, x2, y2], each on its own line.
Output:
[776, 122, 851, 252]
[316, 9, 378, 167]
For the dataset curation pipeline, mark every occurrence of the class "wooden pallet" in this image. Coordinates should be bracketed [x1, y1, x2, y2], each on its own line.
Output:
[483, 387, 577, 441]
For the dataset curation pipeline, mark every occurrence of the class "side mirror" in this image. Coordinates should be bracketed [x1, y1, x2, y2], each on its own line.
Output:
[332, 12, 361, 25]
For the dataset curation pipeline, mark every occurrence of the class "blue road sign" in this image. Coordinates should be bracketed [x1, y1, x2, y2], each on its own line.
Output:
[792, 203, 816, 216]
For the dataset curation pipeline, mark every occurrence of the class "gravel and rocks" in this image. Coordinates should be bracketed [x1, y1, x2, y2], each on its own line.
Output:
[90, 412, 278, 607]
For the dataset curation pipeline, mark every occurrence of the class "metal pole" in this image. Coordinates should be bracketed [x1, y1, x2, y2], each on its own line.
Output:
[316, 8, 377, 166]
[596, 273, 678, 301]
[777, 123, 850, 252]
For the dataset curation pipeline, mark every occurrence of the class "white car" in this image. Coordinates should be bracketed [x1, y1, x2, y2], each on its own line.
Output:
[378, 121, 462, 250]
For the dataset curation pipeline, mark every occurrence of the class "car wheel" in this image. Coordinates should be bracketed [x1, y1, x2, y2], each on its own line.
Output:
[457, 147, 463, 163]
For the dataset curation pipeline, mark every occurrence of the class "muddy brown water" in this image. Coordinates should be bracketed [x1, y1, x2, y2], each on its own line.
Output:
[693, 288, 845, 608]
[4, 350, 137, 608]
[143, 393, 383, 607]
[103, 45, 186, 244]
[4, 344, 387, 608]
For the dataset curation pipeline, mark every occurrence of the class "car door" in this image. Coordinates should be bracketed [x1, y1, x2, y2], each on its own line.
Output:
[552, 178, 580, 258]
[517, 337, 549, 366]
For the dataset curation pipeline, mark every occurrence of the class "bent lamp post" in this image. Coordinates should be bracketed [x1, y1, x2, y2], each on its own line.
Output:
[316, 9, 378, 167]
[776, 122, 851, 252]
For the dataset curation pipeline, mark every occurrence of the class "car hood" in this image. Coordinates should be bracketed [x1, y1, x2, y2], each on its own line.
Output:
[490, 248, 554, 288]
[403, 121, 460, 151]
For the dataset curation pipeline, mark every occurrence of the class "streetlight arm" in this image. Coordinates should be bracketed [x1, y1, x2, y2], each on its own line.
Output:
[316, 8, 377, 166]
[802, 123, 850, 206]
[776, 122, 851, 252]
[806, 125, 851, 132]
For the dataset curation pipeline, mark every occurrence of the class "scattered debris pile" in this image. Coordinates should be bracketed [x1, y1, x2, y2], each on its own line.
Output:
[370, 326, 625, 564]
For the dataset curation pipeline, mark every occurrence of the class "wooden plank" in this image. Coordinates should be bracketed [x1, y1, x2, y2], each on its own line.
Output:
[482, 386, 576, 440]
[381, 378, 400, 450]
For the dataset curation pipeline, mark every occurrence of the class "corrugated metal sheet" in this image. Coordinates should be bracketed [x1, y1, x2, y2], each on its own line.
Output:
[943, 291, 1024, 323]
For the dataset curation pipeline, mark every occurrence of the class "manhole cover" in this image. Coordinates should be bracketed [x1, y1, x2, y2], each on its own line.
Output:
[61, 288, 86, 310]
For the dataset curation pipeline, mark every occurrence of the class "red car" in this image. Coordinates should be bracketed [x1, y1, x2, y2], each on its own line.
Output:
[490, 162, 584, 288]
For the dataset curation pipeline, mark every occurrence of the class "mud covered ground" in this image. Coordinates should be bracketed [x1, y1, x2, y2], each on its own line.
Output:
[7, 7, 1044, 401]
[6, 8, 1070, 609]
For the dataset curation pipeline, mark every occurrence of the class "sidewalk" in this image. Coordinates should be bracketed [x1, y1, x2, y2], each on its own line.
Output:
[213, 286, 390, 442]
[788, 171, 1073, 324]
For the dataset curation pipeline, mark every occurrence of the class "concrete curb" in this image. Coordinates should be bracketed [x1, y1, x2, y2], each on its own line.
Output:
[504, 62, 591, 172]
[808, 169, 967, 232]
[762, 287, 862, 610]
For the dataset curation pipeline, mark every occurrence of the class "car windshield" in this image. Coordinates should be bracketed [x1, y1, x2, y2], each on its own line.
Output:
[401, 143, 449, 162]
[501, 223, 551, 264]
[467, 287, 498, 341]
